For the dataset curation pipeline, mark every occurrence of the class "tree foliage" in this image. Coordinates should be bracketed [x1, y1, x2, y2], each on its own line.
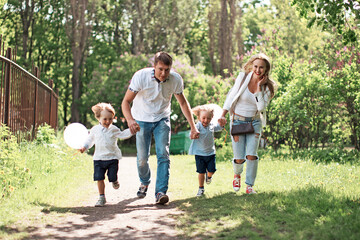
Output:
[1, 0, 360, 154]
[291, 0, 360, 43]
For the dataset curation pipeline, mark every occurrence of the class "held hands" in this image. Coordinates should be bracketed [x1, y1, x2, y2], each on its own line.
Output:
[128, 119, 141, 134]
[190, 128, 200, 139]
[79, 147, 86, 153]
[218, 117, 227, 127]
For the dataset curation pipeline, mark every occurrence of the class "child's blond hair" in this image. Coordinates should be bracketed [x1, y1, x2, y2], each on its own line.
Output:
[192, 104, 214, 120]
[91, 103, 115, 120]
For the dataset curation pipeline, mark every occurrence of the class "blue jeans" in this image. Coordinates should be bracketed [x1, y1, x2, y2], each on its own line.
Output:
[136, 117, 171, 195]
[231, 119, 262, 186]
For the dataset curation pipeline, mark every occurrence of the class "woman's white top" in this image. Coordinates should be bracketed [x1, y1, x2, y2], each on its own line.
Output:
[83, 124, 132, 161]
[223, 71, 271, 126]
[234, 87, 258, 117]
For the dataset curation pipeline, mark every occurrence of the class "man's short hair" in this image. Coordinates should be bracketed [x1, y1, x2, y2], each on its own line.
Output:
[154, 52, 173, 66]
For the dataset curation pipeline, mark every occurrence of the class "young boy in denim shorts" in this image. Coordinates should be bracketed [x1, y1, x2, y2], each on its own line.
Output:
[188, 104, 224, 197]
[80, 103, 132, 207]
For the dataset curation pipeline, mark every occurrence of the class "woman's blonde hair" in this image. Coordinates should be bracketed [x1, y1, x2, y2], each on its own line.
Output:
[91, 102, 115, 120]
[243, 53, 277, 98]
[192, 104, 214, 119]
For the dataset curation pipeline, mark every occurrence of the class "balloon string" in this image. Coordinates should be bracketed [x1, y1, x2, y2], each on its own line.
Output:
[73, 151, 80, 156]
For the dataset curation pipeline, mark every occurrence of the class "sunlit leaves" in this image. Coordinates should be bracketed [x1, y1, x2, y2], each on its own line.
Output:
[291, 0, 360, 43]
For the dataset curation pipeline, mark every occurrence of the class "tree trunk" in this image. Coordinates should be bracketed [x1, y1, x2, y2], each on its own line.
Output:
[130, 1, 145, 54]
[235, 3, 244, 65]
[20, 0, 35, 68]
[208, 5, 218, 76]
[219, 0, 233, 77]
[65, 0, 94, 123]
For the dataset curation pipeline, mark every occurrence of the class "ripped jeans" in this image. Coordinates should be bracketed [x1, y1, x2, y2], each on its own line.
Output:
[231, 119, 262, 186]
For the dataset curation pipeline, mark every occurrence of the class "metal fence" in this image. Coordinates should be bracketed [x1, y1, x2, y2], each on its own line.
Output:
[0, 41, 58, 141]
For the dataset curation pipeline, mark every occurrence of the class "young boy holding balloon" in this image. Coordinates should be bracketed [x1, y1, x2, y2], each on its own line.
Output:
[79, 102, 133, 207]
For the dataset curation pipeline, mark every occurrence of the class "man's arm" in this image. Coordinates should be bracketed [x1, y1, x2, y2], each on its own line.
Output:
[121, 89, 140, 134]
[174, 93, 199, 139]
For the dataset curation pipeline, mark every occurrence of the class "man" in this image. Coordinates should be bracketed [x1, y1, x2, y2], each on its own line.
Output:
[122, 52, 199, 204]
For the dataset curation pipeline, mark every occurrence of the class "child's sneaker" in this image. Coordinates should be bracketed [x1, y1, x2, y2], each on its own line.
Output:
[137, 184, 148, 198]
[233, 174, 241, 192]
[112, 181, 120, 189]
[95, 195, 106, 207]
[205, 172, 212, 184]
[155, 192, 169, 204]
[246, 185, 257, 194]
[196, 188, 205, 197]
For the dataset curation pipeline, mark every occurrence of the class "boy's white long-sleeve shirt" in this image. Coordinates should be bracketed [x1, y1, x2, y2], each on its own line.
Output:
[83, 124, 132, 161]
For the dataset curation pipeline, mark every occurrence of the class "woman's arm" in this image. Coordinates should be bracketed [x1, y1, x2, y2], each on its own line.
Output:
[254, 86, 271, 112]
[223, 72, 246, 111]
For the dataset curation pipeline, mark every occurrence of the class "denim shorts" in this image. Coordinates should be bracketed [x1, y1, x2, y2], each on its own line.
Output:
[195, 154, 216, 174]
[231, 119, 262, 160]
[93, 159, 119, 182]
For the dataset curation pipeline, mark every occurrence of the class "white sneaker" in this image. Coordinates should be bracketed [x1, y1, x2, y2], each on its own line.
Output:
[95, 196, 106, 207]
[196, 188, 205, 197]
[205, 172, 212, 184]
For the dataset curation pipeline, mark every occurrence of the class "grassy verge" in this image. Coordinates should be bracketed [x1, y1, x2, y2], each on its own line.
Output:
[0, 138, 93, 240]
[1, 133, 359, 240]
[164, 154, 360, 239]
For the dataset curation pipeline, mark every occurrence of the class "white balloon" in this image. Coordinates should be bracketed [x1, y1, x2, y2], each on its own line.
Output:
[207, 104, 224, 125]
[64, 123, 89, 149]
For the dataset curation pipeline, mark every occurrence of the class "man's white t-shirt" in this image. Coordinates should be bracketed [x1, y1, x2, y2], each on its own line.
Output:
[129, 67, 183, 122]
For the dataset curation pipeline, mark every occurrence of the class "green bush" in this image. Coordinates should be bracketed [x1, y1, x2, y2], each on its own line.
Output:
[216, 144, 360, 165]
[215, 143, 233, 162]
[260, 147, 360, 165]
[0, 125, 31, 199]
[35, 124, 56, 145]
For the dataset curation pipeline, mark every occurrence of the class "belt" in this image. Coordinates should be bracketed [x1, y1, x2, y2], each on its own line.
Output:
[233, 113, 260, 121]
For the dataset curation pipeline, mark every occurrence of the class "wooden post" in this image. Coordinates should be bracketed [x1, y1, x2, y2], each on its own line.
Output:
[48, 79, 53, 127]
[56, 89, 59, 130]
[32, 67, 39, 140]
[4, 48, 11, 126]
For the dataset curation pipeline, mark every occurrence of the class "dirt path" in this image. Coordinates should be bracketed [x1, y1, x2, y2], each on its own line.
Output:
[28, 156, 183, 240]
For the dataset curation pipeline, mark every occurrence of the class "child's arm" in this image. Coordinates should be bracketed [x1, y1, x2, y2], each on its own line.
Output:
[214, 122, 224, 132]
[79, 129, 95, 153]
[114, 128, 133, 140]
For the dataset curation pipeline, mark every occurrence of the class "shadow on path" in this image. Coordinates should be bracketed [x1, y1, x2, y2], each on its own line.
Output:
[21, 157, 183, 240]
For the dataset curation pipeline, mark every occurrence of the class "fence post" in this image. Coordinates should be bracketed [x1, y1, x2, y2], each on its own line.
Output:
[32, 67, 39, 139]
[56, 89, 59, 130]
[48, 79, 53, 127]
[4, 47, 12, 126]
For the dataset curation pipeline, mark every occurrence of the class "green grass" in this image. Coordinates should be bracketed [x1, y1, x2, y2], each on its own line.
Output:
[0, 139, 94, 240]
[1, 138, 359, 239]
[164, 155, 360, 239]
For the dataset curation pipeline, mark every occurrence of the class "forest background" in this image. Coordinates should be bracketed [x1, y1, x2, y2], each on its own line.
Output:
[1, 0, 359, 156]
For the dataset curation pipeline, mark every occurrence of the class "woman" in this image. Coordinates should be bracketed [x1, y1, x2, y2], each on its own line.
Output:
[218, 53, 276, 194]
